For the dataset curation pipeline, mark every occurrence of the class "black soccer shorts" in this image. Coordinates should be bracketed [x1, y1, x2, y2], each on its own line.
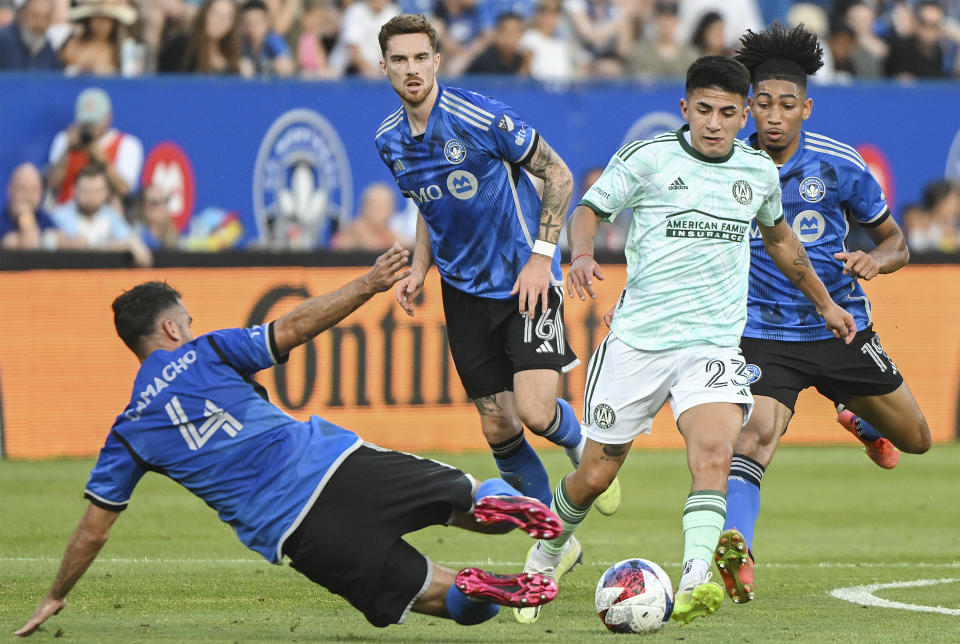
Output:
[740, 325, 904, 413]
[441, 279, 578, 400]
[281, 444, 475, 627]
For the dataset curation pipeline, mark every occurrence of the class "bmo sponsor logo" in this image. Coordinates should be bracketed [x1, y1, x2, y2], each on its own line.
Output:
[141, 142, 196, 231]
[403, 170, 480, 203]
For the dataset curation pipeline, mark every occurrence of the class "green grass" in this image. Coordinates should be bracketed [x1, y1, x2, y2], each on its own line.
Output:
[2, 443, 959, 642]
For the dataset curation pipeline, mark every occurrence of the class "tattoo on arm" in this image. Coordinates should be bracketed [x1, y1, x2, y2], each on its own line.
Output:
[523, 137, 573, 245]
[789, 230, 813, 287]
[473, 394, 505, 417]
[601, 444, 628, 458]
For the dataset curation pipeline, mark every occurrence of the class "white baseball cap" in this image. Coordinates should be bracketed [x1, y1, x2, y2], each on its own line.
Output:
[75, 87, 112, 124]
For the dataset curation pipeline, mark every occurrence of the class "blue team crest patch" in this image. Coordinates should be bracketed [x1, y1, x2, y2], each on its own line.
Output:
[444, 139, 466, 164]
[799, 177, 826, 203]
[743, 364, 762, 384]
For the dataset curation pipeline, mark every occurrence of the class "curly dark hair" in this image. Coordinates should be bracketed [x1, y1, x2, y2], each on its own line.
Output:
[113, 281, 183, 353]
[735, 22, 824, 89]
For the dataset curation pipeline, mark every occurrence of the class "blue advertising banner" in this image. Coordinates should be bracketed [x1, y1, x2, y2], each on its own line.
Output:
[1, 73, 958, 248]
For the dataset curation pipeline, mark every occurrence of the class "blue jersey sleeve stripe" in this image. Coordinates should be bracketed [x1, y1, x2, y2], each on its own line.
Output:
[112, 429, 163, 474]
[265, 322, 289, 364]
[859, 207, 890, 228]
[438, 101, 489, 130]
[501, 159, 535, 247]
[804, 144, 866, 171]
[376, 112, 404, 139]
[275, 437, 363, 563]
[377, 106, 403, 128]
[442, 90, 495, 120]
[518, 131, 539, 166]
[805, 132, 865, 163]
[84, 489, 129, 511]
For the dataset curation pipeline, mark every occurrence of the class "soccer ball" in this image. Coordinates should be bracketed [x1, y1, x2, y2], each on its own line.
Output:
[595, 558, 674, 634]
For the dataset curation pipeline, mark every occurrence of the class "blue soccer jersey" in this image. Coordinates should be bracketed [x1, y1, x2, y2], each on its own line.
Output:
[375, 85, 561, 298]
[84, 323, 362, 563]
[743, 130, 889, 341]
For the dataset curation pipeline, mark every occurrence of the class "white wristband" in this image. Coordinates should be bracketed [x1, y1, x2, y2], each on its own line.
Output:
[531, 240, 557, 257]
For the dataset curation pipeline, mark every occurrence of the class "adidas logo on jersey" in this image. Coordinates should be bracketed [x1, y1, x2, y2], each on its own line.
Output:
[668, 177, 688, 190]
[393, 159, 406, 173]
[536, 341, 555, 354]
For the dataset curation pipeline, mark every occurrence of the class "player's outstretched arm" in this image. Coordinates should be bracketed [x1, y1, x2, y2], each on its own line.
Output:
[834, 216, 909, 281]
[273, 245, 410, 354]
[512, 136, 574, 318]
[759, 219, 857, 343]
[16, 504, 120, 638]
[396, 212, 433, 317]
[565, 205, 605, 300]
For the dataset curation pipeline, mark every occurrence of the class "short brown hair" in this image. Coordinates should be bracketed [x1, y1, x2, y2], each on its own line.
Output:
[378, 14, 438, 56]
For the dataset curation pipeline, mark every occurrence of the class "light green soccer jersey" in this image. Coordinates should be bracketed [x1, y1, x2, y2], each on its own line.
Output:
[580, 125, 783, 351]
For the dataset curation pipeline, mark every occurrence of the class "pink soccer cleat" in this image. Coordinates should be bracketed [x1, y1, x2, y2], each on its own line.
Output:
[473, 495, 563, 540]
[455, 568, 558, 607]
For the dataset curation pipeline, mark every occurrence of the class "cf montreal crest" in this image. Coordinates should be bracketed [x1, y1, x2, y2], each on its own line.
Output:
[253, 109, 352, 248]
[799, 177, 826, 203]
[444, 139, 466, 164]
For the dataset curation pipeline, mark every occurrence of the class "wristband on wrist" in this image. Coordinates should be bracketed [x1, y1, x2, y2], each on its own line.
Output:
[531, 239, 557, 257]
[570, 253, 593, 265]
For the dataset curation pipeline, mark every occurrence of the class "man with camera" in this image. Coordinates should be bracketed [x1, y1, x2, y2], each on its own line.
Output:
[46, 87, 143, 208]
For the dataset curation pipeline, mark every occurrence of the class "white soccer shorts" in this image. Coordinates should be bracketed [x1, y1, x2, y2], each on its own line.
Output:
[581, 333, 754, 444]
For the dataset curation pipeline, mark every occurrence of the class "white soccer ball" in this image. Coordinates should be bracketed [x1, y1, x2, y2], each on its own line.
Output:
[595, 558, 675, 634]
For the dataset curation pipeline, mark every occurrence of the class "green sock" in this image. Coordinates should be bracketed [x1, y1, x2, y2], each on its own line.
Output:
[681, 490, 726, 564]
[541, 477, 591, 555]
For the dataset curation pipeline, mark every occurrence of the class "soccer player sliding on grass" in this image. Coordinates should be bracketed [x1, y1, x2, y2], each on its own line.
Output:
[16, 246, 562, 638]
[716, 23, 932, 606]
[520, 55, 855, 627]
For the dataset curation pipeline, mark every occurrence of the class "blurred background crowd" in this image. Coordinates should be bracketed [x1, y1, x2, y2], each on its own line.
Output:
[1, 0, 958, 263]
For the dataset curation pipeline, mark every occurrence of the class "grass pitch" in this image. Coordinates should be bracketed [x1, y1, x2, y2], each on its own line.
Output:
[2, 443, 958, 642]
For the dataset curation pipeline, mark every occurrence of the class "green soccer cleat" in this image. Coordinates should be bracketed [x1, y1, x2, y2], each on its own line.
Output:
[670, 573, 724, 625]
[593, 476, 622, 516]
[512, 536, 583, 624]
[715, 528, 755, 604]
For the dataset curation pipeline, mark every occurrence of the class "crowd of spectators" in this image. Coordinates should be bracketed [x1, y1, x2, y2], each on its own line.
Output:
[2, 0, 959, 80]
[1, 0, 958, 258]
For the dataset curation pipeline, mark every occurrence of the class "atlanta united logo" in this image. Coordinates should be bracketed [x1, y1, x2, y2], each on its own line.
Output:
[799, 177, 826, 203]
[732, 180, 753, 205]
[593, 403, 616, 430]
[253, 109, 352, 247]
[444, 139, 466, 164]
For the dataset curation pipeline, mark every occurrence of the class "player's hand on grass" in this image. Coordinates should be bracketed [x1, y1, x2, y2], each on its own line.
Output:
[15, 596, 65, 637]
[834, 250, 879, 281]
[512, 253, 553, 319]
[566, 254, 604, 300]
[365, 244, 410, 294]
[821, 303, 857, 344]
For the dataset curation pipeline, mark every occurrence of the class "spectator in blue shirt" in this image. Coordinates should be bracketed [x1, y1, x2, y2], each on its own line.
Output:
[239, 0, 294, 76]
[0, 163, 61, 249]
[0, 0, 63, 71]
[51, 162, 153, 267]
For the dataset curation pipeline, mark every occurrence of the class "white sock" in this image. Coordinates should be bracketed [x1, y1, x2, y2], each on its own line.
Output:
[678, 558, 709, 590]
[564, 435, 586, 467]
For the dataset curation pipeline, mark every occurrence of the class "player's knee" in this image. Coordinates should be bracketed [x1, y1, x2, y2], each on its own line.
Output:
[516, 401, 555, 434]
[901, 419, 932, 454]
[579, 466, 615, 499]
